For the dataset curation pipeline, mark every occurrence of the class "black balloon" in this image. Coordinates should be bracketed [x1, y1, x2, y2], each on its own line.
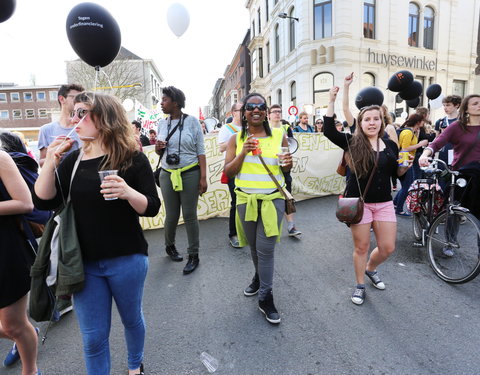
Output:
[426, 84, 442, 100]
[66, 3, 121, 68]
[0, 0, 16, 23]
[406, 97, 420, 108]
[389, 111, 396, 122]
[399, 81, 423, 100]
[387, 70, 414, 92]
[355, 87, 384, 110]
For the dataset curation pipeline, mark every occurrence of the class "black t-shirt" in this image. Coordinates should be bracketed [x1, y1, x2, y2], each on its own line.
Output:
[323, 116, 399, 203]
[33, 150, 160, 261]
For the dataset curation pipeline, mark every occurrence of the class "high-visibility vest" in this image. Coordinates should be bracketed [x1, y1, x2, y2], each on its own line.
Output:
[235, 128, 285, 194]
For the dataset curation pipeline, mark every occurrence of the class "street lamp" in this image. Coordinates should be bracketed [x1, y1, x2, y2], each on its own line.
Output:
[278, 12, 299, 22]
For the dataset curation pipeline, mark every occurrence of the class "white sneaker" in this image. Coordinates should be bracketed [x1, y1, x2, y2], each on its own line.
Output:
[365, 271, 386, 290]
[351, 287, 366, 305]
[288, 227, 302, 237]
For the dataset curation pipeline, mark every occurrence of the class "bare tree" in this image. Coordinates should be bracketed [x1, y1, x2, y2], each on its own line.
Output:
[66, 58, 145, 102]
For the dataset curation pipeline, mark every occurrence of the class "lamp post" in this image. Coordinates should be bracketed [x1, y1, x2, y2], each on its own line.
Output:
[278, 12, 299, 22]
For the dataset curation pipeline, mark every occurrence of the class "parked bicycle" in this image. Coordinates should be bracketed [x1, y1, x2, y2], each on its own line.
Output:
[408, 158, 480, 283]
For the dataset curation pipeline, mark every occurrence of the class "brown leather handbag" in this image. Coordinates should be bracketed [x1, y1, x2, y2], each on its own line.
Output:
[336, 139, 379, 226]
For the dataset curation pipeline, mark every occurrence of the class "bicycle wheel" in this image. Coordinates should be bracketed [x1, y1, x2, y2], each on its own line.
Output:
[426, 208, 480, 283]
[413, 212, 427, 242]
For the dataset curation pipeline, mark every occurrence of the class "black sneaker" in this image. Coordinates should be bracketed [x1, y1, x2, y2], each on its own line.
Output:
[243, 274, 259, 296]
[258, 291, 281, 324]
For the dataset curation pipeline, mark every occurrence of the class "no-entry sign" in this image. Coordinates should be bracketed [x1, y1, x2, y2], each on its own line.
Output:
[288, 105, 298, 116]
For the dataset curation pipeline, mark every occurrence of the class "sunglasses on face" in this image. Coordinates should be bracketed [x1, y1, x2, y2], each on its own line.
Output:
[245, 102, 267, 111]
[316, 121, 323, 124]
[70, 108, 90, 119]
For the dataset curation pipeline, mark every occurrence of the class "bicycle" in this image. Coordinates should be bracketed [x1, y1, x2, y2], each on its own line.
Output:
[411, 159, 480, 283]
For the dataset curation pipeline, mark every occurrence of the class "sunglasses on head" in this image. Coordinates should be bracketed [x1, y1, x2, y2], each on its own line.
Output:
[70, 108, 90, 119]
[245, 102, 267, 112]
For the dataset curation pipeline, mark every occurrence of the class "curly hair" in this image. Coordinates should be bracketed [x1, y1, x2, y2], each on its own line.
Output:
[162, 86, 186, 109]
[74, 92, 137, 172]
[239, 93, 272, 140]
[345, 105, 385, 178]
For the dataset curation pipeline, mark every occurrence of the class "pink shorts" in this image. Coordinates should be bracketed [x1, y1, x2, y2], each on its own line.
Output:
[354, 201, 396, 225]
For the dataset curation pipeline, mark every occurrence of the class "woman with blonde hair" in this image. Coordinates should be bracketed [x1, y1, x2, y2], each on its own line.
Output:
[34, 92, 160, 375]
[324, 87, 410, 305]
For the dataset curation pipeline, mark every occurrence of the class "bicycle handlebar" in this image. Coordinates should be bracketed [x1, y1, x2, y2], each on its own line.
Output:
[420, 158, 459, 176]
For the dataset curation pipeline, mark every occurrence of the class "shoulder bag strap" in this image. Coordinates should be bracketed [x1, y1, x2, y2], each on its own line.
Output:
[154, 114, 187, 170]
[258, 155, 292, 200]
[67, 150, 83, 203]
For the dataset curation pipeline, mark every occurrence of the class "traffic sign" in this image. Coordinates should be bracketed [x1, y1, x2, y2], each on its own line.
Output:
[288, 105, 298, 116]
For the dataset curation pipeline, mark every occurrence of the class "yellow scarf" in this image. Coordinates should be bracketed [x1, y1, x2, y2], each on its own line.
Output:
[235, 189, 284, 247]
[164, 162, 199, 191]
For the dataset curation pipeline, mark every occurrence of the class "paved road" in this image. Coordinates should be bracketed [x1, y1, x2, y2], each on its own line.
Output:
[1, 195, 480, 375]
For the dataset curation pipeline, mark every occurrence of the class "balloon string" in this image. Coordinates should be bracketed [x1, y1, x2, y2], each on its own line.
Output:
[100, 69, 114, 91]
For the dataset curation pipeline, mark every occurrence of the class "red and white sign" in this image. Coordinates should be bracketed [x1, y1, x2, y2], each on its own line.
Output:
[288, 105, 298, 116]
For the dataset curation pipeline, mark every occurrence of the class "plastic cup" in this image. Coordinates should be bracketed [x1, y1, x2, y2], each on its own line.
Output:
[98, 170, 118, 200]
[251, 138, 262, 155]
[278, 146, 289, 166]
[200, 352, 218, 373]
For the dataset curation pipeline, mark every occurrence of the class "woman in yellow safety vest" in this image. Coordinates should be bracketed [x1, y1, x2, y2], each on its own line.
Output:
[224, 93, 292, 324]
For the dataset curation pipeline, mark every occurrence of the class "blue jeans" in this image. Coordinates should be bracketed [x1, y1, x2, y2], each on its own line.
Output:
[394, 168, 414, 213]
[73, 254, 148, 375]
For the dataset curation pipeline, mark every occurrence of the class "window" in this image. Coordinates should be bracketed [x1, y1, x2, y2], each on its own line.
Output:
[258, 8, 261, 34]
[313, 72, 334, 105]
[290, 81, 297, 106]
[274, 24, 280, 63]
[274, 0, 278, 4]
[49, 91, 57, 101]
[251, 49, 258, 80]
[252, 21, 255, 38]
[25, 109, 35, 119]
[363, 0, 375, 39]
[12, 109, 21, 119]
[0, 93, 6, 102]
[10, 92, 20, 102]
[314, 1, 332, 40]
[277, 89, 282, 107]
[266, 41, 271, 73]
[452, 80, 466, 98]
[266, 0, 269, 22]
[24, 92, 33, 102]
[267, 96, 271, 106]
[259, 48, 264, 78]
[289, 7, 296, 52]
[408, 2, 419, 47]
[424, 6, 434, 49]
[362, 72, 375, 87]
[38, 109, 48, 118]
[0, 110, 8, 120]
[36, 91, 46, 101]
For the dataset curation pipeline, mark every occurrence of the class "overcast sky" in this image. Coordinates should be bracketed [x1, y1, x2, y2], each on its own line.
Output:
[0, 0, 249, 115]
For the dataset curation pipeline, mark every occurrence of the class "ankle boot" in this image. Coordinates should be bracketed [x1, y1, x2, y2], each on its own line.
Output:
[183, 254, 199, 274]
[243, 273, 260, 296]
[258, 290, 281, 324]
[166, 245, 183, 262]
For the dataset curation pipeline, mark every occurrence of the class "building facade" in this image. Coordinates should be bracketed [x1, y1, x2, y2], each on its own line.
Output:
[66, 47, 164, 109]
[0, 84, 61, 136]
[246, 0, 480, 122]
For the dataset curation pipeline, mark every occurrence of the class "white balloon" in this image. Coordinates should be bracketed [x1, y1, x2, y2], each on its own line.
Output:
[429, 94, 445, 110]
[400, 111, 408, 119]
[167, 3, 190, 37]
[122, 98, 134, 112]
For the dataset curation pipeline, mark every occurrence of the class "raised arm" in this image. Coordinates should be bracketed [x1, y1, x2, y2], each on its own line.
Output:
[342, 72, 355, 126]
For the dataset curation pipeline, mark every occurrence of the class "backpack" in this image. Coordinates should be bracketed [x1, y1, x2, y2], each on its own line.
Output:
[9, 152, 52, 238]
[396, 127, 414, 138]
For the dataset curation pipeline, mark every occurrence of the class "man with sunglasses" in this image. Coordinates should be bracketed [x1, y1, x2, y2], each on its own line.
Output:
[37, 84, 84, 167]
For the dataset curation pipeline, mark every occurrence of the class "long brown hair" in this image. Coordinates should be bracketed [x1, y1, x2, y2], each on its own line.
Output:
[74, 92, 137, 171]
[345, 105, 384, 178]
[458, 94, 480, 132]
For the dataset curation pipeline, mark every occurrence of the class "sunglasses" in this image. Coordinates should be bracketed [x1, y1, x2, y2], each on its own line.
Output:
[70, 108, 90, 119]
[245, 102, 267, 112]
[315, 121, 323, 124]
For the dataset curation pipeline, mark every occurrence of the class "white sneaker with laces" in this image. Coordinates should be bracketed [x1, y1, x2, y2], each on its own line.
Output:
[288, 227, 302, 237]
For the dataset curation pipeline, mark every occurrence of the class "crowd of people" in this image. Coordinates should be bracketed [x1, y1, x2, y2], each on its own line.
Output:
[1, 79, 479, 374]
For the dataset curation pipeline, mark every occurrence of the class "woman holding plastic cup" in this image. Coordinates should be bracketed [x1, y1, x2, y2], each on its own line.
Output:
[393, 114, 428, 216]
[224, 93, 292, 324]
[34, 92, 160, 375]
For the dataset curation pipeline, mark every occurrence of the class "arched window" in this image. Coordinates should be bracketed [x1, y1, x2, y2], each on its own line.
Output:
[274, 24, 280, 63]
[408, 2, 419, 47]
[424, 6, 435, 49]
[289, 7, 296, 52]
[290, 81, 297, 106]
[362, 72, 375, 87]
[313, 72, 334, 105]
[277, 89, 282, 107]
